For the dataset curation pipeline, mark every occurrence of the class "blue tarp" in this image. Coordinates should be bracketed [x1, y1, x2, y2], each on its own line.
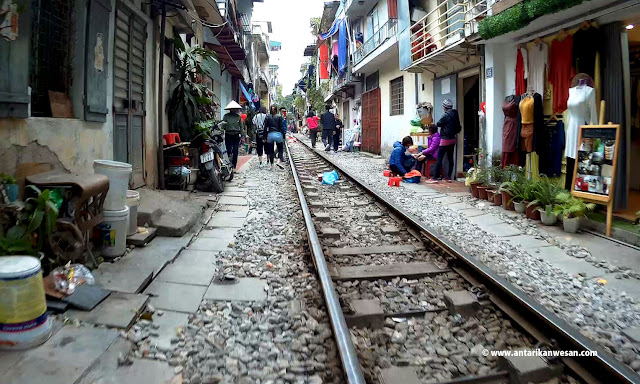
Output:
[240, 82, 256, 110]
[319, 17, 341, 40]
[338, 19, 347, 77]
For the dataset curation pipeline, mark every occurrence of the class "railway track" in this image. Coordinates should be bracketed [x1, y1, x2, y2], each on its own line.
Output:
[285, 137, 639, 384]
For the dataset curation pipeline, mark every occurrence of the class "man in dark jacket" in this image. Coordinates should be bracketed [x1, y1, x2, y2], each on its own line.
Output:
[388, 136, 416, 176]
[428, 99, 461, 183]
[320, 105, 337, 151]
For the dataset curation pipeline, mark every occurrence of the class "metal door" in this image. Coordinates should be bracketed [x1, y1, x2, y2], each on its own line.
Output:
[113, 2, 146, 188]
[361, 88, 381, 154]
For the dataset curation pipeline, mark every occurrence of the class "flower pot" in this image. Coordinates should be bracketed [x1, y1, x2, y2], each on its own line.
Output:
[493, 192, 503, 207]
[501, 191, 514, 210]
[540, 211, 557, 226]
[477, 186, 489, 200]
[514, 201, 526, 213]
[563, 216, 581, 233]
[470, 182, 482, 198]
[524, 201, 540, 221]
[486, 189, 496, 204]
[3, 184, 18, 202]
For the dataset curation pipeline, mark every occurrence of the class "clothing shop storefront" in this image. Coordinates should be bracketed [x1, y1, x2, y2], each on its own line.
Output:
[483, 0, 640, 218]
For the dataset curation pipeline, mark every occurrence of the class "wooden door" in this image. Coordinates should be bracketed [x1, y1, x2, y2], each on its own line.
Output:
[113, 2, 146, 188]
[361, 88, 381, 154]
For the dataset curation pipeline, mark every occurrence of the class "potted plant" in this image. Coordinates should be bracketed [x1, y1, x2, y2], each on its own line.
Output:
[499, 165, 523, 210]
[553, 192, 596, 233]
[476, 169, 490, 200]
[465, 168, 483, 198]
[527, 175, 561, 225]
[486, 166, 503, 205]
[1, 173, 18, 203]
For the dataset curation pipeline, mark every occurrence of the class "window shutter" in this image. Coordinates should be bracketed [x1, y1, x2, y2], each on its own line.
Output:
[0, 6, 32, 118]
[84, 0, 112, 122]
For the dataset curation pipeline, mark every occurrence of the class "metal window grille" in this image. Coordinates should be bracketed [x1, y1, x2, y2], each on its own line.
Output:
[365, 71, 379, 91]
[30, 0, 75, 117]
[390, 76, 404, 116]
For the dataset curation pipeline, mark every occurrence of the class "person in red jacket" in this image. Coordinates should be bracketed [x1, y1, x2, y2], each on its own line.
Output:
[414, 125, 440, 177]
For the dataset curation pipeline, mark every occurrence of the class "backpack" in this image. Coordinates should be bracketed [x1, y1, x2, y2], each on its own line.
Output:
[254, 113, 267, 138]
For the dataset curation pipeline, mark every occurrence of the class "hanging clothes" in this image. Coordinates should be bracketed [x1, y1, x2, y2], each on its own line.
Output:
[502, 97, 519, 153]
[601, 23, 628, 209]
[549, 35, 574, 113]
[572, 26, 602, 78]
[516, 93, 544, 154]
[538, 120, 565, 177]
[527, 41, 548, 96]
[515, 47, 528, 96]
[565, 86, 597, 159]
[319, 44, 329, 80]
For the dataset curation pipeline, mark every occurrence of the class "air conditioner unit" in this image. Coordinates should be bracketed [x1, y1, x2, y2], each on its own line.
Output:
[411, 8, 427, 23]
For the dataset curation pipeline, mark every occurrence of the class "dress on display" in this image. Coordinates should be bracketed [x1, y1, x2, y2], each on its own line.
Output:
[502, 97, 519, 167]
[527, 41, 548, 96]
[565, 86, 597, 159]
[515, 48, 528, 96]
[538, 120, 566, 177]
[519, 96, 535, 152]
[572, 26, 602, 78]
[549, 36, 574, 113]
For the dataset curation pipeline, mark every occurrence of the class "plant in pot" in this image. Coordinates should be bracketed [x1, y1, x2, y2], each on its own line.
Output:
[527, 175, 561, 225]
[0, 173, 18, 203]
[553, 192, 596, 233]
[475, 168, 490, 200]
[499, 177, 527, 213]
[499, 165, 524, 210]
[486, 166, 503, 205]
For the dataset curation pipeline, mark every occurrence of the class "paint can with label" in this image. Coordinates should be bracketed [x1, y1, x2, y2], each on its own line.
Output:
[98, 206, 130, 257]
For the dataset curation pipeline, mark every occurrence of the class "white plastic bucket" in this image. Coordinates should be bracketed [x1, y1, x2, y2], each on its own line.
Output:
[126, 190, 140, 236]
[98, 206, 130, 257]
[0, 256, 52, 350]
[93, 160, 132, 211]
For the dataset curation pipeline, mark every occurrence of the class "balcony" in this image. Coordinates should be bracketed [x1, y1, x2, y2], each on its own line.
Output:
[344, 0, 378, 17]
[353, 18, 398, 66]
[211, 0, 246, 60]
[406, 0, 487, 73]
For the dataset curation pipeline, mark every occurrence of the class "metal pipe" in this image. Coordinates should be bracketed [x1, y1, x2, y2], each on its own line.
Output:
[157, 1, 167, 190]
[285, 142, 366, 384]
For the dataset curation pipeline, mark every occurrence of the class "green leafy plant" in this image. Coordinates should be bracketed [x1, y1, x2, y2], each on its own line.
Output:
[527, 175, 561, 209]
[167, 37, 220, 141]
[0, 173, 16, 185]
[0, 186, 59, 256]
[553, 192, 596, 219]
[488, 166, 504, 188]
[499, 167, 527, 202]
[479, 0, 586, 39]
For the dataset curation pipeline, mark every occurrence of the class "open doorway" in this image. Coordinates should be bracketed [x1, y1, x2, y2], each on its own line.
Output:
[462, 75, 480, 173]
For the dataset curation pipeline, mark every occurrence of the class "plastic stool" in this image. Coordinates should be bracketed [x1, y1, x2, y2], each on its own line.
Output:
[163, 133, 181, 145]
[424, 159, 444, 178]
[388, 177, 402, 187]
[383, 170, 391, 177]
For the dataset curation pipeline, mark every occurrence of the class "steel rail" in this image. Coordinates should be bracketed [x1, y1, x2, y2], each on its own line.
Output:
[285, 142, 366, 384]
[294, 136, 640, 384]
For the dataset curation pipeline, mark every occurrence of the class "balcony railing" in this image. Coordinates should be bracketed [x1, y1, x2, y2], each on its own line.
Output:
[334, 64, 359, 92]
[409, 0, 487, 67]
[353, 18, 398, 66]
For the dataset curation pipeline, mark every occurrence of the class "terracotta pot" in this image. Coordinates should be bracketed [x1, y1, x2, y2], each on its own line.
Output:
[493, 192, 503, 207]
[486, 190, 496, 204]
[524, 201, 541, 221]
[501, 191, 514, 210]
[470, 182, 482, 198]
[477, 186, 489, 200]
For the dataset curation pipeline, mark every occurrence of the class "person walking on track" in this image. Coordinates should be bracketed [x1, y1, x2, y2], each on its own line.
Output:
[303, 111, 319, 148]
[320, 105, 336, 151]
[252, 106, 268, 168]
[222, 101, 245, 171]
[265, 105, 285, 170]
[427, 99, 461, 183]
[333, 113, 343, 153]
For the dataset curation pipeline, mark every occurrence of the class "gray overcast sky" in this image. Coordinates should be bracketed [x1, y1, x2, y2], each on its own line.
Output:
[253, 0, 325, 95]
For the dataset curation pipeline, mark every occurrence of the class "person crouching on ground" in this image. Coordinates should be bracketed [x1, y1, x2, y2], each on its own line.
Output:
[389, 136, 417, 177]
[413, 125, 440, 176]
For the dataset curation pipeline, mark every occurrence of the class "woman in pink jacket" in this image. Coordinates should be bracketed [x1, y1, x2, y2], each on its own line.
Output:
[415, 125, 440, 177]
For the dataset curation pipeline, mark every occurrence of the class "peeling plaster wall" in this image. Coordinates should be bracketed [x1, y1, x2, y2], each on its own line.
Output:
[0, 117, 112, 175]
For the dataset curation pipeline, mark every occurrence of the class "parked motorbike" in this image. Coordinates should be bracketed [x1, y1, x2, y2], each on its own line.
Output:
[190, 124, 234, 193]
